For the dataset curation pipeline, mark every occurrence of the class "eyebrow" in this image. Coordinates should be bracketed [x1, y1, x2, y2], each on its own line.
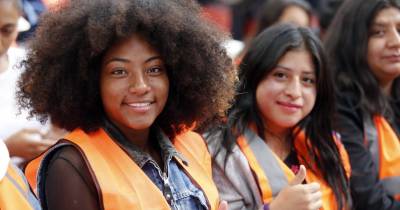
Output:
[275, 65, 314, 74]
[103, 55, 162, 65]
[372, 19, 400, 26]
[1, 23, 16, 29]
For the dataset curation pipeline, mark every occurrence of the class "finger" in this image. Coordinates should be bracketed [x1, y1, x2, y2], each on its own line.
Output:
[309, 198, 323, 210]
[218, 200, 228, 210]
[32, 140, 55, 148]
[302, 182, 321, 193]
[309, 190, 322, 203]
[289, 165, 306, 186]
[21, 128, 44, 135]
[39, 139, 57, 145]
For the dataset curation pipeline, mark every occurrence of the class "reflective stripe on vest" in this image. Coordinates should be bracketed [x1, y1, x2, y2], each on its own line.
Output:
[364, 115, 400, 200]
[26, 128, 219, 210]
[0, 164, 40, 210]
[237, 128, 350, 210]
[237, 129, 293, 203]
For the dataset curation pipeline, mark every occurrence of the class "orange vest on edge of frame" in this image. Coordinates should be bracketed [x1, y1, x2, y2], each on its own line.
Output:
[364, 115, 400, 200]
[25, 128, 220, 210]
[237, 128, 351, 210]
[0, 164, 39, 210]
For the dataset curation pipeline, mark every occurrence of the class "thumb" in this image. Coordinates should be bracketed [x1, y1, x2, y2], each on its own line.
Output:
[218, 200, 228, 210]
[289, 165, 306, 186]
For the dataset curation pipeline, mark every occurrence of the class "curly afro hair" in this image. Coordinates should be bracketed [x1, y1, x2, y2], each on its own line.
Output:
[17, 0, 235, 136]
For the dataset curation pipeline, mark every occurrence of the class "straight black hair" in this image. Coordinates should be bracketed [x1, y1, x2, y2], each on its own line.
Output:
[220, 24, 351, 210]
[324, 0, 400, 119]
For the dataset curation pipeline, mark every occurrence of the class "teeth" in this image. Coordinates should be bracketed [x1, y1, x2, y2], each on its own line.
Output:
[128, 102, 151, 107]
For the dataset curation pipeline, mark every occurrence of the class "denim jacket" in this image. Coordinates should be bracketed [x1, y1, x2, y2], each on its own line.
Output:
[104, 120, 209, 210]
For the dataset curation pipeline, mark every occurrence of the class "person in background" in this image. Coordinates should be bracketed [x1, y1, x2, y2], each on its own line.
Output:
[20, 0, 235, 210]
[256, 0, 312, 34]
[324, 0, 400, 209]
[206, 24, 352, 210]
[234, 0, 312, 64]
[0, 0, 59, 165]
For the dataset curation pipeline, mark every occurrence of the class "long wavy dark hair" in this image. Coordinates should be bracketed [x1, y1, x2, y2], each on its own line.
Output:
[219, 24, 351, 210]
[324, 0, 400, 120]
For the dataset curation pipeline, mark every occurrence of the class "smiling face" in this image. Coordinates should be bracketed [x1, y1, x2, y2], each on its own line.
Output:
[367, 6, 400, 88]
[255, 49, 316, 134]
[100, 34, 169, 137]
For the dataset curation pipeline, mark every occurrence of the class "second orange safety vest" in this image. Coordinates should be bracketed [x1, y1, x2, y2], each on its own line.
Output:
[364, 115, 400, 200]
[237, 128, 351, 210]
[0, 163, 40, 210]
[26, 128, 220, 210]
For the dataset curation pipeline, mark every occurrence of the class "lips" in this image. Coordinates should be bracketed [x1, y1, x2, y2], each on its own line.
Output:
[124, 101, 153, 112]
[127, 102, 152, 107]
[382, 54, 400, 62]
[276, 101, 302, 111]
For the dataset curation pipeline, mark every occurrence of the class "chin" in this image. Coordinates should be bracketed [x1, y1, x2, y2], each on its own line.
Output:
[278, 119, 301, 128]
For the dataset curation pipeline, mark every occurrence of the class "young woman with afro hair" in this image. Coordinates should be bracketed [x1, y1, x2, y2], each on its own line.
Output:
[20, 0, 235, 210]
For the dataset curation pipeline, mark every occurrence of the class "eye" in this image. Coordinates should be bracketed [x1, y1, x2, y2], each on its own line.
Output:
[146, 66, 164, 75]
[370, 28, 385, 37]
[302, 76, 315, 84]
[0, 26, 15, 36]
[272, 72, 287, 80]
[110, 68, 127, 77]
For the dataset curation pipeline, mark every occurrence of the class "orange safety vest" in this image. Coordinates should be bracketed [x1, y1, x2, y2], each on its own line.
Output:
[237, 128, 351, 210]
[364, 115, 400, 200]
[0, 163, 40, 210]
[26, 128, 220, 210]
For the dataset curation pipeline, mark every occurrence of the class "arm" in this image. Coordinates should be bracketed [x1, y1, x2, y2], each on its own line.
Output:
[335, 94, 400, 210]
[42, 146, 100, 210]
[5, 128, 54, 160]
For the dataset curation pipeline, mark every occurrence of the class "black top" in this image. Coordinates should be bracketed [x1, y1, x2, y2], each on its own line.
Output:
[334, 90, 400, 210]
[41, 120, 183, 210]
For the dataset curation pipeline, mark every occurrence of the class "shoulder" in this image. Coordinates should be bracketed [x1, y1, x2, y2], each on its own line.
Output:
[40, 143, 96, 196]
[175, 130, 208, 150]
[336, 89, 360, 109]
[203, 129, 224, 157]
[44, 144, 88, 177]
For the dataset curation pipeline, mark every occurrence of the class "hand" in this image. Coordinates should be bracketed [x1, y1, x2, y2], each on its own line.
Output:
[5, 128, 55, 160]
[43, 125, 67, 140]
[269, 165, 322, 210]
[218, 200, 228, 210]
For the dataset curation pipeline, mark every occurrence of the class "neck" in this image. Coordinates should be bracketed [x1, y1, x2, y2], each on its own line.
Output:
[263, 127, 292, 160]
[379, 80, 393, 96]
[0, 54, 9, 74]
[119, 125, 163, 168]
[118, 125, 151, 150]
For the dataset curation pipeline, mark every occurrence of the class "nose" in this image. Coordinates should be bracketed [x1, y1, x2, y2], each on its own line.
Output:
[128, 72, 151, 95]
[284, 78, 302, 99]
[387, 28, 400, 48]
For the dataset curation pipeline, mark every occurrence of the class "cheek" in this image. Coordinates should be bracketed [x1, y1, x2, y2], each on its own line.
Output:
[1, 31, 18, 46]
[255, 82, 275, 109]
[99, 78, 122, 108]
[152, 76, 169, 101]
[367, 39, 383, 64]
[303, 88, 317, 113]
